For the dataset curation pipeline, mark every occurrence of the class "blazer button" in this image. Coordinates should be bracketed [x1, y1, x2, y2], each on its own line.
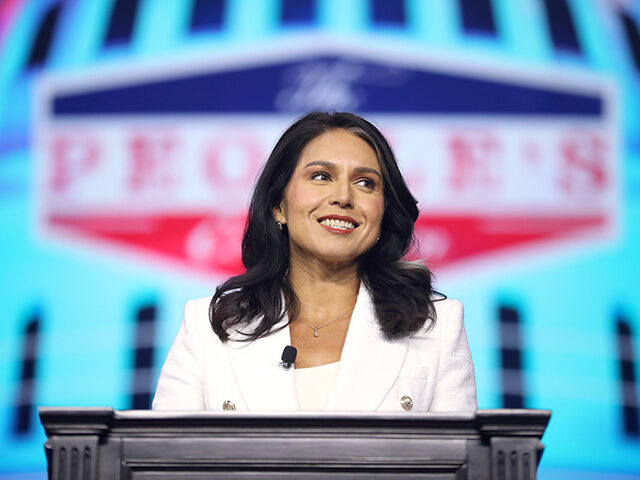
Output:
[400, 395, 413, 411]
[222, 400, 236, 411]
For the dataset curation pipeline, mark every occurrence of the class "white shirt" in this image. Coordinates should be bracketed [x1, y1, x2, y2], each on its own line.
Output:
[295, 361, 341, 410]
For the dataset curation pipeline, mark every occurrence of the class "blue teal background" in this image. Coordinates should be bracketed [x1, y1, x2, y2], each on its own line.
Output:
[1, 0, 640, 479]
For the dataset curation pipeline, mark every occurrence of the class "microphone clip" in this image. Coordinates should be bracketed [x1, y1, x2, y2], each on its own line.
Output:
[279, 345, 297, 369]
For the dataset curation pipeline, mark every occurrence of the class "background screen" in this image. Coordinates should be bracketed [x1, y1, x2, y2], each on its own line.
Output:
[1, 0, 639, 478]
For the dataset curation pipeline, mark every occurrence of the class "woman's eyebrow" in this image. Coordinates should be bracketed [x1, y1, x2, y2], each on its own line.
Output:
[303, 160, 335, 170]
[352, 166, 382, 179]
[304, 161, 381, 179]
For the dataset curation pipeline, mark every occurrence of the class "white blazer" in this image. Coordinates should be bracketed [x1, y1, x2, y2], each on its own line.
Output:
[152, 283, 477, 412]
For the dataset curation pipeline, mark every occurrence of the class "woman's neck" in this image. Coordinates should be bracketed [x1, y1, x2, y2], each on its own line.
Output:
[287, 257, 360, 316]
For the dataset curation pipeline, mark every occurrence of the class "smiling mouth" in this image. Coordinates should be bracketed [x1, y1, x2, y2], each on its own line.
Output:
[318, 217, 358, 231]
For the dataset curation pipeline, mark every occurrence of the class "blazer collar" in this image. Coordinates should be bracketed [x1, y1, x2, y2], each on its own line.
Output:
[325, 282, 409, 411]
[226, 311, 298, 411]
[226, 282, 409, 411]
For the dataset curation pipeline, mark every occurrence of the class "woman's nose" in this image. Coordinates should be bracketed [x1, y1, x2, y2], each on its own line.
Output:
[329, 180, 353, 208]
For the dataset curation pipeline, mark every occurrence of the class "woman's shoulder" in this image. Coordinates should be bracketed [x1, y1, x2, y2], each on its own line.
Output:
[431, 297, 463, 318]
[187, 295, 215, 310]
[180, 295, 214, 333]
[412, 297, 464, 339]
[185, 295, 260, 342]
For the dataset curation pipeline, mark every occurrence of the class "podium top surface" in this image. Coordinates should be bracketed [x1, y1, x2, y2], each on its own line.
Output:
[39, 407, 550, 440]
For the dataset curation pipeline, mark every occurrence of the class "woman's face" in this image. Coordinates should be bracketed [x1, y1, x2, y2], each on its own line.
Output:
[274, 129, 385, 267]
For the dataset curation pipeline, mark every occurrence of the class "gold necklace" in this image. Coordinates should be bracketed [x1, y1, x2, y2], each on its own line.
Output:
[297, 307, 354, 337]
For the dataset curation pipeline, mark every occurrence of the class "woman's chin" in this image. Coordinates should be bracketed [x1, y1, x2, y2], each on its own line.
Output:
[313, 250, 362, 266]
[288, 235, 375, 267]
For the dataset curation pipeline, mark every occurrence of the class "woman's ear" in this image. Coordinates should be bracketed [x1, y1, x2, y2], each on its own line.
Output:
[272, 200, 286, 225]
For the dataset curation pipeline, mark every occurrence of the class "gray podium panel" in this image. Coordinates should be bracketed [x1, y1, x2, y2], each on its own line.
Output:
[39, 408, 550, 480]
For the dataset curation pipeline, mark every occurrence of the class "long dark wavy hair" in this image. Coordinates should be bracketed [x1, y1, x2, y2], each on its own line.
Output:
[210, 111, 440, 342]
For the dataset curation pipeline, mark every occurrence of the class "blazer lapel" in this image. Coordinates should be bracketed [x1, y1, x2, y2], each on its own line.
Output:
[326, 283, 409, 411]
[226, 315, 299, 411]
[225, 283, 408, 412]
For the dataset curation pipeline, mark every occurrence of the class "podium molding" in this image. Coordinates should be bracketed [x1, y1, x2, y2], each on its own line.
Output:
[40, 408, 550, 480]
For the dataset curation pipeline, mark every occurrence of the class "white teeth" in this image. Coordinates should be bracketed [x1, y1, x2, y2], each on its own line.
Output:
[320, 218, 355, 229]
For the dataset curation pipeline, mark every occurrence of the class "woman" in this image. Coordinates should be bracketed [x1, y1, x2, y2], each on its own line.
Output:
[153, 112, 476, 412]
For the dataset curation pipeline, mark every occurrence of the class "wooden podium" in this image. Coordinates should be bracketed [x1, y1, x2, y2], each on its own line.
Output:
[40, 408, 550, 479]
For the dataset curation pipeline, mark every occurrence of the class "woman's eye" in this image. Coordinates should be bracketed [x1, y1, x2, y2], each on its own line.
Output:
[311, 172, 331, 181]
[355, 178, 376, 189]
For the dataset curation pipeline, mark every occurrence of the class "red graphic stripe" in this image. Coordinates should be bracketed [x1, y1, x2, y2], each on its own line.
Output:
[49, 212, 606, 275]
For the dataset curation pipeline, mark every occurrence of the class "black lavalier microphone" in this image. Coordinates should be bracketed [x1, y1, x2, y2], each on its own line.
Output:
[279, 346, 297, 369]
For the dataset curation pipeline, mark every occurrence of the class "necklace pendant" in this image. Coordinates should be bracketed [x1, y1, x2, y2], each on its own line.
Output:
[313, 327, 319, 337]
